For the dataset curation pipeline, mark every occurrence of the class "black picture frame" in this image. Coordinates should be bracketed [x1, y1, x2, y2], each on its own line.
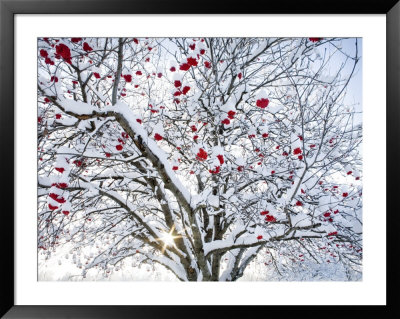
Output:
[1, 1, 398, 318]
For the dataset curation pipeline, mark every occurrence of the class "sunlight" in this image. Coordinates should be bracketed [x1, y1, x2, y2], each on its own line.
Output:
[160, 231, 175, 247]
[156, 226, 184, 254]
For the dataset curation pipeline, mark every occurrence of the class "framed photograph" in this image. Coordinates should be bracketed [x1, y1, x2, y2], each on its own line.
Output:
[1, 0, 398, 318]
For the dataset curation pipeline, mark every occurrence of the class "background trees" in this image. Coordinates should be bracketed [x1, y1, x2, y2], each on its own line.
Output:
[38, 37, 362, 281]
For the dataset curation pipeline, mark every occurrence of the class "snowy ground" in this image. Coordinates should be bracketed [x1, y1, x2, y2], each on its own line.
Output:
[39, 247, 360, 282]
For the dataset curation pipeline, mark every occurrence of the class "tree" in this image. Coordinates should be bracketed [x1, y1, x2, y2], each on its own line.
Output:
[37, 37, 362, 281]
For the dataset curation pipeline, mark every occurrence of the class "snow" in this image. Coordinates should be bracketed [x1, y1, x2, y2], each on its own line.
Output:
[61, 99, 97, 115]
[56, 116, 78, 126]
[268, 104, 283, 114]
[207, 195, 219, 208]
[291, 213, 312, 228]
